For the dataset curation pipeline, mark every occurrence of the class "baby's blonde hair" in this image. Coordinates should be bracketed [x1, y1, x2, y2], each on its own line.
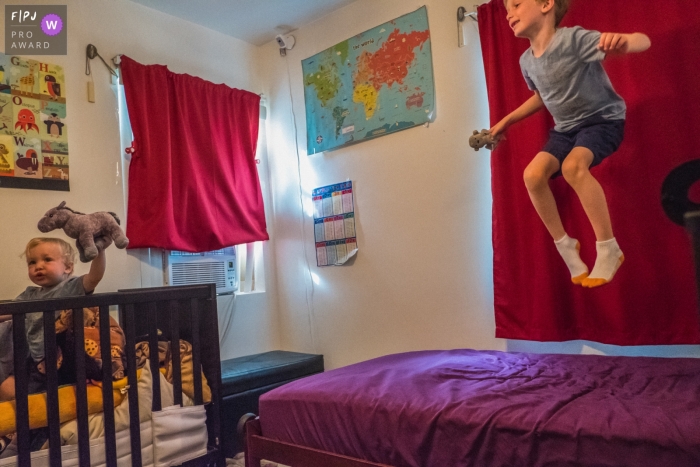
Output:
[505, 0, 571, 27]
[24, 237, 76, 268]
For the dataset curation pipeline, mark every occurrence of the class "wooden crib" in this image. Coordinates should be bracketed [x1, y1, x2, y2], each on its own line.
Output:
[0, 283, 223, 467]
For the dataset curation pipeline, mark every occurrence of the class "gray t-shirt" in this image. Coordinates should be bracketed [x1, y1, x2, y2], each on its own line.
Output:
[16, 275, 87, 362]
[520, 26, 626, 132]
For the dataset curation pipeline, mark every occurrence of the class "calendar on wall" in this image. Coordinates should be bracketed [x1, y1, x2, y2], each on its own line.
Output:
[0, 53, 69, 191]
[313, 181, 358, 266]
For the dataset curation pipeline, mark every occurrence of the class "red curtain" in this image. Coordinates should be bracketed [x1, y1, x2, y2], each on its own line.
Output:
[478, 1, 700, 345]
[121, 56, 268, 252]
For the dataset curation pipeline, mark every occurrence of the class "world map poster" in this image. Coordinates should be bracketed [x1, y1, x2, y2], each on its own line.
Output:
[0, 52, 69, 191]
[302, 6, 435, 154]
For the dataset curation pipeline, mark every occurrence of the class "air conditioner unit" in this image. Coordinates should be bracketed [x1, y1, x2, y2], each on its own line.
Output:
[166, 247, 238, 295]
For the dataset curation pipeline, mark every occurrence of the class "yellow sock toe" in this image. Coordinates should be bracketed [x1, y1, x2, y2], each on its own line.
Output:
[571, 272, 589, 285]
[582, 277, 609, 288]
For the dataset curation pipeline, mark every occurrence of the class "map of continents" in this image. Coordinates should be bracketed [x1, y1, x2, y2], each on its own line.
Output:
[302, 6, 434, 153]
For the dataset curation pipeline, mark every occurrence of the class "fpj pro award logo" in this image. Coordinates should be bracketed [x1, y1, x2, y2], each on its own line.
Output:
[5, 5, 67, 55]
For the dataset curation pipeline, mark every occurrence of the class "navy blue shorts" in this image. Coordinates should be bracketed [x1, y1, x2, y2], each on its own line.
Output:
[542, 115, 625, 178]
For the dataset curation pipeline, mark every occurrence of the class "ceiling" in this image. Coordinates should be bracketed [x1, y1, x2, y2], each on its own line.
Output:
[128, 0, 359, 46]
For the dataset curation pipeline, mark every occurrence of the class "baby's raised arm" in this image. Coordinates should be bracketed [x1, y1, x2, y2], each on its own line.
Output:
[82, 248, 106, 294]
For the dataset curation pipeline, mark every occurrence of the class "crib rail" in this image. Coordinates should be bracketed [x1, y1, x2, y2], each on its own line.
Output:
[0, 284, 223, 467]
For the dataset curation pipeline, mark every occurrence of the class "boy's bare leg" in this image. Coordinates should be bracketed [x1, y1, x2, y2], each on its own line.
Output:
[524, 152, 589, 283]
[524, 152, 566, 239]
[561, 147, 624, 287]
[561, 147, 613, 240]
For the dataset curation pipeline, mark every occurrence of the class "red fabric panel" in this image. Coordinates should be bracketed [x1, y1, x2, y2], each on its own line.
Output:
[121, 56, 268, 252]
[478, 1, 700, 345]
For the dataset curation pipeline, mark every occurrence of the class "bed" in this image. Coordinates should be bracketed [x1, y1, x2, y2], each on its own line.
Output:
[241, 165, 700, 467]
[0, 283, 224, 467]
[244, 349, 700, 467]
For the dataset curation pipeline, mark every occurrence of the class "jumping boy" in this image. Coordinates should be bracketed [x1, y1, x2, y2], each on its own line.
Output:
[0, 237, 105, 401]
[490, 0, 650, 287]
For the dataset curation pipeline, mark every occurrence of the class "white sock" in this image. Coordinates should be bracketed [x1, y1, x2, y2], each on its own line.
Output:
[587, 238, 624, 281]
[554, 234, 588, 281]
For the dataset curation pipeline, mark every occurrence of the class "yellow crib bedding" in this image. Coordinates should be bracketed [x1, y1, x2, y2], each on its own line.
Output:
[0, 373, 134, 437]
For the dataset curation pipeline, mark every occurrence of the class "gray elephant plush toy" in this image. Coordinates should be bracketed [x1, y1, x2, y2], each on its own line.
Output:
[469, 129, 498, 151]
[37, 201, 129, 262]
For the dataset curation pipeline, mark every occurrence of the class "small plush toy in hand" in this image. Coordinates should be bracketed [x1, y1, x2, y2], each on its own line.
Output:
[37, 201, 129, 262]
[469, 129, 498, 151]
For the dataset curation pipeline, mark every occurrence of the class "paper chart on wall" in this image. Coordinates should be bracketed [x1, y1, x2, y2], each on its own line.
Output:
[313, 181, 358, 266]
[0, 52, 69, 192]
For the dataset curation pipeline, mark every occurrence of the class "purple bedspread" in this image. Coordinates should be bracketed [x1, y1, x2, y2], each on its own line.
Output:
[259, 349, 700, 467]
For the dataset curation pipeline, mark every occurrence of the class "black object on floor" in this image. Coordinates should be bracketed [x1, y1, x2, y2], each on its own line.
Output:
[220, 350, 324, 458]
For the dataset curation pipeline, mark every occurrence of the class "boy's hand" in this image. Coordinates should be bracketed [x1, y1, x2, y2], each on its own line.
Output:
[598, 33, 629, 55]
[489, 119, 509, 143]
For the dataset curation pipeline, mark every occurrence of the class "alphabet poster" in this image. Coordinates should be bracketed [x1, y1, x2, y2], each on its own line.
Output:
[0, 52, 69, 191]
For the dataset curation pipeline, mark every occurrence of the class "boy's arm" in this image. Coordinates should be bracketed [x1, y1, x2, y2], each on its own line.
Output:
[82, 248, 106, 294]
[490, 91, 545, 138]
[599, 32, 651, 55]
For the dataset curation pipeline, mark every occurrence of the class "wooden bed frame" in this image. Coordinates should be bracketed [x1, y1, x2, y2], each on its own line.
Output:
[0, 283, 224, 467]
[244, 416, 392, 467]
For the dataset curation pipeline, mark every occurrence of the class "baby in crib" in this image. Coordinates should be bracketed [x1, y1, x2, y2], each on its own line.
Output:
[0, 237, 106, 402]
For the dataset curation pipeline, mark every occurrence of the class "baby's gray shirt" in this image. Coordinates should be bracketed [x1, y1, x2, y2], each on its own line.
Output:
[16, 276, 86, 362]
[520, 26, 626, 132]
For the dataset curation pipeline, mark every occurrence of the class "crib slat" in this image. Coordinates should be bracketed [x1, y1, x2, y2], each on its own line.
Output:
[148, 301, 162, 412]
[72, 307, 91, 466]
[11, 315, 30, 467]
[191, 298, 203, 406]
[169, 300, 182, 406]
[99, 305, 118, 467]
[204, 284, 223, 454]
[43, 310, 61, 467]
[122, 304, 143, 467]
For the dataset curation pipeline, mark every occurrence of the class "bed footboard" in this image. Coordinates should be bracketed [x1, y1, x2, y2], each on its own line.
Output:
[244, 416, 393, 467]
[0, 284, 224, 467]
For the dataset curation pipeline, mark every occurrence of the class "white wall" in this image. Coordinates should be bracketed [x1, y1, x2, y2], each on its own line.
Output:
[261, 0, 700, 370]
[262, 0, 494, 370]
[0, 0, 280, 360]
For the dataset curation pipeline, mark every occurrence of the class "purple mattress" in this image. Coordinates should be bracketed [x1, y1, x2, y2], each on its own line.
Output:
[259, 349, 700, 467]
